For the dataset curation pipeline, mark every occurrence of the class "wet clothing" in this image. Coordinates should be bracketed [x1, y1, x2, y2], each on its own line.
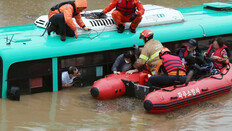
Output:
[134, 39, 164, 75]
[178, 45, 205, 70]
[206, 44, 229, 69]
[112, 54, 133, 72]
[147, 54, 186, 88]
[178, 45, 197, 59]
[62, 71, 75, 85]
[49, 14, 75, 37]
[48, 0, 87, 35]
[147, 74, 186, 88]
[103, 0, 145, 29]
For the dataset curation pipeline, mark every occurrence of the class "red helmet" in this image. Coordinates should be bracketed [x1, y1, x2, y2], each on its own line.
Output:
[159, 48, 171, 57]
[139, 29, 154, 39]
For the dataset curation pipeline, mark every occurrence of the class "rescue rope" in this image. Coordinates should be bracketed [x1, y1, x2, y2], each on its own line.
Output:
[211, 63, 230, 80]
[78, 26, 107, 40]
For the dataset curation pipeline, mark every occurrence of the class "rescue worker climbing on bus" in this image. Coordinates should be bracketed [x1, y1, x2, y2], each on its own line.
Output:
[133, 29, 164, 75]
[204, 37, 230, 70]
[97, 0, 145, 33]
[146, 48, 186, 91]
[112, 50, 138, 74]
[47, 0, 91, 41]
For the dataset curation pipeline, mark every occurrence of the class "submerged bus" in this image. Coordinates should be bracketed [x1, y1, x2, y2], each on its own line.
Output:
[0, 3, 232, 99]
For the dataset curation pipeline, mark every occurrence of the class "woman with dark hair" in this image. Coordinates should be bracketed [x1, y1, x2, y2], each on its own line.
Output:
[112, 50, 138, 74]
[204, 37, 230, 69]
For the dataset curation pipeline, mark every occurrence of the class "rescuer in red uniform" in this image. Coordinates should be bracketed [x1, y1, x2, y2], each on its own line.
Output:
[98, 0, 145, 33]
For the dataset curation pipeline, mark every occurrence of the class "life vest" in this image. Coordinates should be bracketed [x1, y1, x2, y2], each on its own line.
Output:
[161, 54, 186, 73]
[51, 1, 79, 17]
[116, 0, 136, 15]
[206, 44, 228, 69]
[183, 45, 189, 57]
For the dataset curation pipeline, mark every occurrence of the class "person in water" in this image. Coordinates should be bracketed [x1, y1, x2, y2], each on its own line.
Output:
[146, 48, 186, 90]
[98, 0, 145, 33]
[204, 37, 230, 70]
[47, 0, 90, 41]
[134, 29, 164, 75]
[112, 50, 138, 74]
[62, 66, 81, 87]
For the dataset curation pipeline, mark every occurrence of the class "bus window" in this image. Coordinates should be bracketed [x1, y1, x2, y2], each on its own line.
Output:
[7, 59, 52, 95]
[58, 49, 130, 87]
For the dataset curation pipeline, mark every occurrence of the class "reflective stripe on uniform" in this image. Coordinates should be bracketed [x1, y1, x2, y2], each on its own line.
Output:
[139, 54, 149, 61]
[151, 70, 156, 75]
[147, 50, 160, 62]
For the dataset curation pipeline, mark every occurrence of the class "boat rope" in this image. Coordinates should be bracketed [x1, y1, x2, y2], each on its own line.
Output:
[211, 63, 231, 80]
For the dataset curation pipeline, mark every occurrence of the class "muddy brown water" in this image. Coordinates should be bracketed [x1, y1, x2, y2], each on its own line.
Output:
[1, 0, 232, 130]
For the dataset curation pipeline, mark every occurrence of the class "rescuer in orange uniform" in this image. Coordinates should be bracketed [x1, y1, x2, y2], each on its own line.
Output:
[48, 0, 90, 41]
[98, 0, 145, 33]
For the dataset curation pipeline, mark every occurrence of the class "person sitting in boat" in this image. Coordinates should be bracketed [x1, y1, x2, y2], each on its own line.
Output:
[204, 37, 230, 70]
[97, 0, 145, 33]
[112, 50, 138, 74]
[178, 39, 199, 63]
[133, 29, 164, 75]
[177, 39, 206, 72]
[47, 0, 90, 41]
[146, 48, 186, 90]
[62, 66, 81, 87]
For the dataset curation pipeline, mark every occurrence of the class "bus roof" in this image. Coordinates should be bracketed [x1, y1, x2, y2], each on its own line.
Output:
[0, 3, 232, 65]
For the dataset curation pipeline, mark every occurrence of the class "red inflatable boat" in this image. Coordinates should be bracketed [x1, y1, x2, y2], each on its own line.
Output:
[144, 64, 232, 113]
[90, 72, 149, 100]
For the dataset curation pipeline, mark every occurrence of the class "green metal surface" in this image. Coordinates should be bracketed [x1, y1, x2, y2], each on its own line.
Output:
[203, 2, 232, 9]
[52, 58, 58, 92]
[1, 3, 232, 98]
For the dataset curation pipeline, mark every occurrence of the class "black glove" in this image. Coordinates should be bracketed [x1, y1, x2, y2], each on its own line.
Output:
[97, 12, 106, 19]
[129, 13, 139, 21]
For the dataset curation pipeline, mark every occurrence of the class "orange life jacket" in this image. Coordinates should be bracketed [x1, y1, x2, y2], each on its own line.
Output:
[206, 44, 228, 69]
[161, 54, 186, 73]
[51, 1, 79, 17]
[116, 0, 136, 15]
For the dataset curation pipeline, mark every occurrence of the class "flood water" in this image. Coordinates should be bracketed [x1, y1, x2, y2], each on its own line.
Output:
[1, 0, 232, 130]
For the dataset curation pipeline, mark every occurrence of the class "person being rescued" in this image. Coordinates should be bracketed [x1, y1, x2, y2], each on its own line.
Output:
[178, 39, 205, 67]
[98, 0, 145, 33]
[48, 0, 90, 41]
[204, 37, 230, 70]
[133, 29, 164, 75]
[177, 39, 210, 78]
[146, 48, 187, 91]
[112, 50, 138, 74]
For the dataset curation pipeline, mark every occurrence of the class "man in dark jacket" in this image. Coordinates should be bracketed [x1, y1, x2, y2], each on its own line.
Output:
[112, 51, 138, 74]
